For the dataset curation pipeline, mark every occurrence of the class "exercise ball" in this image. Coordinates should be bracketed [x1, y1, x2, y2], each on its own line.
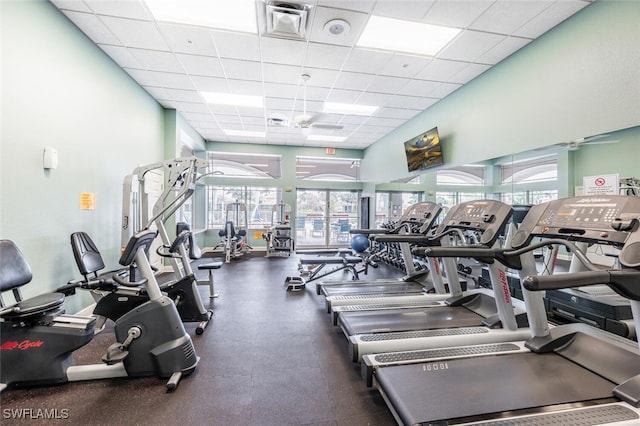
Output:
[350, 234, 369, 253]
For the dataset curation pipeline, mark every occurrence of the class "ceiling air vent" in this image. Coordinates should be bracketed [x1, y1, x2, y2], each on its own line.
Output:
[262, 2, 312, 40]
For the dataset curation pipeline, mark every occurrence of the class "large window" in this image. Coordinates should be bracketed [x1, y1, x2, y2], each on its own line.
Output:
[206, 186, 282, 229]
[375, 191, 423, 227]
[436, 192, 486, 211]
[296, 156, 360, 181]
[501, 155, 557, 184]
[437, 165, 486, 186]
[207, 151, 282, 179]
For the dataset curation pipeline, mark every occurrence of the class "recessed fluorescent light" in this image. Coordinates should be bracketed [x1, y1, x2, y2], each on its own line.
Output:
[201, 92, 263, 108]
[307, 135, 346, 143]
[357, 16, 460, 56]
[245, 163, 269, 167]
[322, 102, 378, 116]
[223, 130, 265, 138]
[145, 0, 257, 33]
[296, 164, 317, 168]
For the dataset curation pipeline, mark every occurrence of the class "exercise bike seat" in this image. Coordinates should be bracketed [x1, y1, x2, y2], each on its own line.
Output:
[0, 239, 65, 320]
[70, 232, 124, 282]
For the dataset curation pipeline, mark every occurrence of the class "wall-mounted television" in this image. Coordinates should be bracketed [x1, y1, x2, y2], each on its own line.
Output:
[404, 127, 444, 172]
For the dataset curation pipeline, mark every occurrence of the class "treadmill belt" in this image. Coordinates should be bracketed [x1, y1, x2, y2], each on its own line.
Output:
[323, 282, 424, 297]
[375, 352, 615, 425]
[340, 306, 483, 335]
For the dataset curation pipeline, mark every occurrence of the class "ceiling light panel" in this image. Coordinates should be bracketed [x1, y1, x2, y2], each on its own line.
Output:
[145, 0, 257, 33]
[357, 16, 461, 56]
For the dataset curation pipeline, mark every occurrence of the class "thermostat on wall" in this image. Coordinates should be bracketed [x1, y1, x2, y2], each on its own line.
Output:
[43, 147, 58, 169]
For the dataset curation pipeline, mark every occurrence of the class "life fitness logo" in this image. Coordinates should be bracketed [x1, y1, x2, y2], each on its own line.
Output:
[498, 269, 511, 304]
[0, 340, 44, 351]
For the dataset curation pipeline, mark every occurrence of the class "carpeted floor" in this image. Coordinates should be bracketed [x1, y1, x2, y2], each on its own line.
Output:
[1, 252, 398, 425]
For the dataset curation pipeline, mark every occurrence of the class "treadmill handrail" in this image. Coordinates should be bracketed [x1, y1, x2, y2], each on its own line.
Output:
[374, 228, 465, 245]
[524, 270, 640, 301]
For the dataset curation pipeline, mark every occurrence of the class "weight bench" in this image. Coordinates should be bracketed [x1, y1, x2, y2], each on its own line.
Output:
[285, 250, 365, 291]
[198, 261, 223, 298]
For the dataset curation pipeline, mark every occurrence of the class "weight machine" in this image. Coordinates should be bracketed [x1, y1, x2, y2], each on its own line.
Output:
[214, 200, 252, 263]
[263, 201, 294, 258]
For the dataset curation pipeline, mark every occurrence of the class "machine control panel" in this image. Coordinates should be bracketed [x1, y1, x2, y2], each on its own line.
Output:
[401, 202, 443, 227]
[437, 200, 513, 246]
[511, 196, 640, 268]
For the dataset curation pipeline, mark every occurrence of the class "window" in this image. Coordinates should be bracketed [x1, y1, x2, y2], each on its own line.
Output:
[206, 186, 282, 229]
[296, 156, 360, 181]
[437, 165, 485, 186]
[207, 151, 281, 179]
[501, 155, 557, 184]
[501, 190, 558, 205]
[375, 191, 424, 227]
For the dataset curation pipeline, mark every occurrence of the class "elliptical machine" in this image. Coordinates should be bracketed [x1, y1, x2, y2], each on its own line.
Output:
[0, 230, 199, 392]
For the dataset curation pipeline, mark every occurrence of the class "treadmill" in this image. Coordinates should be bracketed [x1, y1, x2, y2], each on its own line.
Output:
[344, 200, 531, 361]
[371, 195, 640, 425]
[317, 202, 447, 309]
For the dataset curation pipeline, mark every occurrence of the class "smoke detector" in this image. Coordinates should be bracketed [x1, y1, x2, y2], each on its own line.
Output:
[323, 19, 350, 37]
[262, 2, 312, 40]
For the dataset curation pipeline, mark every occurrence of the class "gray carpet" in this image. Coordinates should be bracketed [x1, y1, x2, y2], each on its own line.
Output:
[1, 252, 397, 425]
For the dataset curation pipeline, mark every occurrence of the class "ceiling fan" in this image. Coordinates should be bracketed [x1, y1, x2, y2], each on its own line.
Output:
[555, 134, 619, 150]
[293, 74, 343, 130]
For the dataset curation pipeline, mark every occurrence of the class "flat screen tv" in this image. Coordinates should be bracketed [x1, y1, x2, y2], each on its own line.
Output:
[403, 127, 443, 172]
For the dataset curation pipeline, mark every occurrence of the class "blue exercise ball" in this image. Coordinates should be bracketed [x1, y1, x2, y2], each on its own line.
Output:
[350, 234, 369, 253]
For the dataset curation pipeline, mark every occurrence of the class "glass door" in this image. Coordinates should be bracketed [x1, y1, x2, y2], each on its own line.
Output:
[296, 189, 359, 248]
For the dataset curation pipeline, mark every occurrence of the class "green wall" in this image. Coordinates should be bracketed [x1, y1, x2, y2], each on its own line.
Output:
[1, 1, 165, 312]
[362, 0, 640, 183]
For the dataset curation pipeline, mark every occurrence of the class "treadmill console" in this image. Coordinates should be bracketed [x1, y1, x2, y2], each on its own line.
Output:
[511, 195, 640, 268]
[400, 202, 442, 228]
[437, 199, 513, 246]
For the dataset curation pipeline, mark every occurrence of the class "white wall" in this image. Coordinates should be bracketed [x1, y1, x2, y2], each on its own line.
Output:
[363, 0, 640, 183]
[1, 1, 164, 311]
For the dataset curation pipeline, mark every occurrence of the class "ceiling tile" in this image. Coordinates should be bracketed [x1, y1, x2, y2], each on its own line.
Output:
[308, 6, 369, 47]
[167, 101, 211, 114]
[265, 97, 295, 111]
[375, 107, 422, 120]
[215, 114, 242, 125]
[438, 30, 506, 62]
[226, 79, 263, 96]
[514, 1, 590, 38]
[219, 58, 262, 81]
[99, 45, 142, 68]
[450, 63, 491, 84]
[367, 75, 410, 95]
[386, 95, 439, 110]
[316, 0, 375, 13]
[183, 111, 216, 122]
[365, 117, 406, 127]
[414, 58, 469, 82]
[342, 48, 394, 74]
[263, 82, 298, 99]
[212, 30, 261, 61]
[161, 88, 202, 103]
[85, 0, 152, 20]
[372, 0, 434, 21]
[99, 16, 169, 50]
[356, 92, 396, 105]
[62, 11, 121, 45]
[303, 42, 351, 70]
[423, 0, 494, 28]
[143, 86, 171, 100]
[190, 75, 229, 92]
[158, 23, 218, 56]
[177, 53, 225, 78]
[475, 36, 531, 65]
[146, 71, 195, 90]
[50, 0, 92, 13]
[128, 48, 183, 72]
[333, 71, 375, 91]
[395, 79, 441, 97]
[325, 88, 363, 103]
[301, 68, 339, 88]
[379, 54, 432, 79]
[261, 37, 307, 66]
[263, 63, 304, 85]
[429, 82, 462, 98]
[469, 0, 554, 35]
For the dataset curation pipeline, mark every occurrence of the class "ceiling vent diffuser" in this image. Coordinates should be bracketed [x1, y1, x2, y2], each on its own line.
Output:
[262, 2, 312, 39]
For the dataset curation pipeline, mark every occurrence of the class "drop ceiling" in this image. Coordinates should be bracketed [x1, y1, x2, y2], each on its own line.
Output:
[50, 0, 593, 150]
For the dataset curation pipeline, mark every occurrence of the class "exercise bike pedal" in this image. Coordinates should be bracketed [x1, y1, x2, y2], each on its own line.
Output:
[102, 343, 129, 365]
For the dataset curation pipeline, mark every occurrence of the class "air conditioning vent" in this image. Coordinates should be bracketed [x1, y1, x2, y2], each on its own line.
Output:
[262, 1, 312, 40]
